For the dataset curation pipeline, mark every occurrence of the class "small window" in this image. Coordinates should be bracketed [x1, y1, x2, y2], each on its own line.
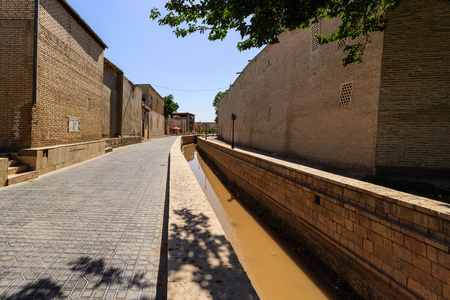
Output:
[68, 117, 80, 133]
[339, 82, 354, 106]
[336, 38, 348, 51]
[310, 21, 320, 53]
[314, 195, 321, 205]
[87, 98, 92, 109]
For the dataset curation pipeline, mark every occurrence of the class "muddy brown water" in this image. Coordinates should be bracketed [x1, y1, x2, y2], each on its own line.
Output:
[183, 145, 343, 300]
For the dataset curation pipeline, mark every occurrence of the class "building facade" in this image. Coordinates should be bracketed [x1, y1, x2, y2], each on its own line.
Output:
[136, 84, 165, 139]
[195, 122, 218, 133]
[0, 0, 107, 151]
[172, 113, 195, 134]
[102, 58, 142, 139]
[218, 0, 450, 177]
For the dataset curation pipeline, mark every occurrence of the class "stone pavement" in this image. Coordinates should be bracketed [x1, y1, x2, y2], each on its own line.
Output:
[167, 138, 258, 300]
[0, 136, 177, 300]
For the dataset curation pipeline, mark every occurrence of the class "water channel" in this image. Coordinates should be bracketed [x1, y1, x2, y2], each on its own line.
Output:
[183, 144, 343, 300]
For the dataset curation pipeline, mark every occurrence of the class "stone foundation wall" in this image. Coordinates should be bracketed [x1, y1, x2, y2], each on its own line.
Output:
[180, 135, 197, 148]
[0, 158, 8, 187]
[197, 138, 450, 300]
[103, 136, 142, 149]
[19, 140, 106, 175]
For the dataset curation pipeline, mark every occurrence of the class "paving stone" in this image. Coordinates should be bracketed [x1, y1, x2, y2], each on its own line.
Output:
[0, 137, 177, 299]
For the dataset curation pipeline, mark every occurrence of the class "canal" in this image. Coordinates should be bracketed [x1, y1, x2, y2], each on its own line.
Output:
[183, 144, 344, 300]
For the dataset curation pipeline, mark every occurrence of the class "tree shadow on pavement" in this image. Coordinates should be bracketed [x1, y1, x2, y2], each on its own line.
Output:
[1, 257, 153, 300]
[168, 208, 259, 300]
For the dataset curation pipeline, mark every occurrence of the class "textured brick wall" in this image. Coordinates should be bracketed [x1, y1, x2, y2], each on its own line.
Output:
[102, 67, 119, 137]
[31, 0, 104, 147]
[198, 138, 450, 300]
[137, 84, 165, 137]
[120, 77, 142, 137]
[218, 18, 384, 174]
[0, 0, 35, 150]
[376, 0, 450, 177]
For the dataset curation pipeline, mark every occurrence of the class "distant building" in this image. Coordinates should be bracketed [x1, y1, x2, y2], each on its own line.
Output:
[0, 0, 107, 151]
[102, 58, 142, 141]
[195, 122, 218, 133]
[171, 113, 195, 134]
[218, 0, 450, 178]
[136, 84, 165, 139]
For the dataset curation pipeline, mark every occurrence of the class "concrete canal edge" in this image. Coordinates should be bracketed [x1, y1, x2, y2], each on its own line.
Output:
[196, 137, 450, 300]
[168, 137, 259, 299]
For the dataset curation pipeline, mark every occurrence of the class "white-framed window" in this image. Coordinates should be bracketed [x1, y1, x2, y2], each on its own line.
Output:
[68, 117, 80, 132]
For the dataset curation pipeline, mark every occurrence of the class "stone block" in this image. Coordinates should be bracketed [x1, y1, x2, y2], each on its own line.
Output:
[0, 158, 7, 186]
[404, 235, 427, 257]
[407, 278, 437, 300]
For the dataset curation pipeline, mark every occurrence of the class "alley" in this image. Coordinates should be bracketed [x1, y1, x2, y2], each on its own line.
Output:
[0, 136, 177, 299]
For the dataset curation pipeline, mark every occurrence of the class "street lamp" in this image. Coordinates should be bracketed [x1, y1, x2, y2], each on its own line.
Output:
[231, 113, 236, 149]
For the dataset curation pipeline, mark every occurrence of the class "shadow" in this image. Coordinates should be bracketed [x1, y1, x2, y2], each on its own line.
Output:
[155, 154, 170, 299]
[2, 278, 65, 300]
[168, 208, 259, 300]
[1, 257, 153, 300]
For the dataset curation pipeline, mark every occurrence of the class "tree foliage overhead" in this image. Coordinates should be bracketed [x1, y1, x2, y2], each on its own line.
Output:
[212, 91, 224, 124]
[163, 94, 179, 119]
[150, 0, 403, 65]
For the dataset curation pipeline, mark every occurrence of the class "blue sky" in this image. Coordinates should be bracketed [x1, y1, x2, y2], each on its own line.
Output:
[66, 0, 261, 122]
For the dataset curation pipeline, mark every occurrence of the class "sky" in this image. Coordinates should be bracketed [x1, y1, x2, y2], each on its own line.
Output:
[65, 0, 262, 122]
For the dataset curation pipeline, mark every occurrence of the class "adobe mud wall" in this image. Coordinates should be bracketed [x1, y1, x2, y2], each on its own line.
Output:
[197, 138, 449, 300]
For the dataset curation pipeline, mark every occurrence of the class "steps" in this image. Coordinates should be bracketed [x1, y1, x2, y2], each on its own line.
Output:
[1, 153, 38, 186]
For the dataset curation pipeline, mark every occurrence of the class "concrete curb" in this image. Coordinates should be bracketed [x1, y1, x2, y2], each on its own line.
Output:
[168, 137, 258, 299]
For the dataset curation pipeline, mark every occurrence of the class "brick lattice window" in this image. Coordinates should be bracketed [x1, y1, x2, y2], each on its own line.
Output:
[310, 22, 320, 53]
[336, 38, 348, 51]
[339, 82, 354, 106]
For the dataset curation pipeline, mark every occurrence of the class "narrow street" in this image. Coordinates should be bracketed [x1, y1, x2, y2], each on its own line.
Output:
[0, 136, 177, 299]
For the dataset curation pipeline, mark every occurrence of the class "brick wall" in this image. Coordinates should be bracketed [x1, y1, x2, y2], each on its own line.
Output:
[137, 84, 165, 137]
[31, 0, 104, 147]
[120, 77, 142, 137]
[198, 138, 450, 300]
[218, 18, 384, 174]
[0, 0, 36, 150]
[376, 0, 450, 177]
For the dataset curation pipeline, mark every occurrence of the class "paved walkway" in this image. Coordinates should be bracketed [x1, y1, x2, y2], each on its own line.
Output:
[0, 136, 177, 300]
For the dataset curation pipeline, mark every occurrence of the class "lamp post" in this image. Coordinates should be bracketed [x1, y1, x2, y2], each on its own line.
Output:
[205, 123, 207, 140]
[231, 113, 236, 149]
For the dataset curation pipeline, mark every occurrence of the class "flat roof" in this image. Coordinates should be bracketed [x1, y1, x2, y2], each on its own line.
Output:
[174, 112, 195, 117]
